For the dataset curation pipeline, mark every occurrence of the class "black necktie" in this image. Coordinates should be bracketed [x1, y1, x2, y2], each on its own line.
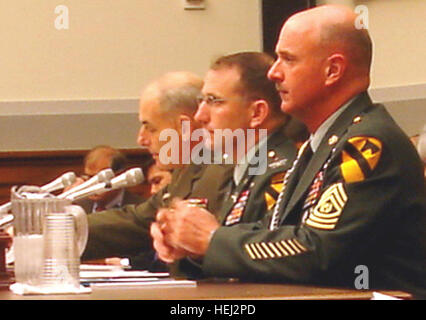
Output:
[295, 143, 313, 179]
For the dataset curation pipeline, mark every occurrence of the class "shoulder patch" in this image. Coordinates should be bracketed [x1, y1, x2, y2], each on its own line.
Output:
[305, 183, 348, 230]
[264, 171, 286, 210]
[340, 136, 382, 183]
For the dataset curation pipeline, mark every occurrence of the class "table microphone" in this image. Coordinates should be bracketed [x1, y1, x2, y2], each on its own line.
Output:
[0, 171, 77, 215]
[40, 171, 77, 193]
[66, 168, 144, 202]
[57, 168, 115, 199]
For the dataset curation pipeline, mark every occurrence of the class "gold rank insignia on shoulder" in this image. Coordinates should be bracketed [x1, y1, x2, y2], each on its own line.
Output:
[305, 182, 347, 230]
[244, 238, 308, 260]
[340, 136, 382, 183]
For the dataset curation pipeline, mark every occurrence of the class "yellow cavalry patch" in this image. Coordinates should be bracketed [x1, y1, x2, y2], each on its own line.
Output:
[264, 172, 286, 210]
[340, 136, 382, 183]
[305, 183, 348, 230]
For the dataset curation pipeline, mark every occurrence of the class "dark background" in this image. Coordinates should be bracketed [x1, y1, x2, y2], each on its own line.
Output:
[262, 0, 316, 56]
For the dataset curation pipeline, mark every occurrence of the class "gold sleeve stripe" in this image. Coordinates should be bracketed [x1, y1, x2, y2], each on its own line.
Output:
[292, 239, 307, 252]
[267, 242, 282, 257]
[254, 243, 269, 259]
[248, 243, 262, 259]
[287, 239, 304, 254]
[275, 242, 290, 257]
[244, 239, 309, 260]
[261, 242, 275, 258]
[280, 240, 296, 256]
[244, 244, 257, 260]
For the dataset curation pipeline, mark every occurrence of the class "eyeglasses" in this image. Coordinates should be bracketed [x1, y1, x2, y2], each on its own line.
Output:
[196, 94, 227, 106]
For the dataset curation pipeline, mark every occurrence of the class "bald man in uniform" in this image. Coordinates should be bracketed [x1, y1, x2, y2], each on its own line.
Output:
[152, 5, 426, 298]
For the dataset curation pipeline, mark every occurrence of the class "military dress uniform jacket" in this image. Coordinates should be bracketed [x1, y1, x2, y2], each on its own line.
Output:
[216, 125, 298, 226]
[198, 93, 426, 297]
[82, 163, 233, 261]
[175, 126, 298, 277]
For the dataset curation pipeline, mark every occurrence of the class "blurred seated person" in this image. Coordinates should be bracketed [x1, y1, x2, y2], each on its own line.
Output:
[75, 145, 144, 213]
[144, 159, 172, 195]
[85, 155, 172, 269]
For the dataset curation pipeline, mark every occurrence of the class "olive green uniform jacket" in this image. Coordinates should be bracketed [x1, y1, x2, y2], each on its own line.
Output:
[82, 126, 298, 272]
[174, 126, 298, 275]
[216, 125, 298, 226]
[82, 163, 233, 262]
[195, 93, 426, 298]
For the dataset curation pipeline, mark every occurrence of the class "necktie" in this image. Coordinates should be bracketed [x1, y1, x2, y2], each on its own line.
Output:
[294, 143, 313, 179]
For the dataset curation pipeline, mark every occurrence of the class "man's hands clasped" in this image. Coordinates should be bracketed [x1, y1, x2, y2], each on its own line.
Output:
[150, 199, 220, 263]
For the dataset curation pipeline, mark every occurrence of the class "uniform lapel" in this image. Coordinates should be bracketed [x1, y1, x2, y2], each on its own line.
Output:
[168, 164, 204, 200]
[219, 174, 254, 224]
[219, 125, 292, 224]
[279, 93, 373, 223]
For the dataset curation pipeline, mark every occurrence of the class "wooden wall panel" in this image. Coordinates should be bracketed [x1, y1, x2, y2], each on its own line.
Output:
[0, 149, 152, 205]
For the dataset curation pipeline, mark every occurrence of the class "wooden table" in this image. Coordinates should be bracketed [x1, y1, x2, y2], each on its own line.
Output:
[0, 280, 411, 300]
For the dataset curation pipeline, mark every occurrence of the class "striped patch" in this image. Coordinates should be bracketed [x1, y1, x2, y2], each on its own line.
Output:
[244, 238, 307, 260]
[305, 183, 348, 230]
[340, 137, 382, 183]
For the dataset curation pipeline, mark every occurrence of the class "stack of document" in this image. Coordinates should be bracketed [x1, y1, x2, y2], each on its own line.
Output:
[80, 264, 196, 288]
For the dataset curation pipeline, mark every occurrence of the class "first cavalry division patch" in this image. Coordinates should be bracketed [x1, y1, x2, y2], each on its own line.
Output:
[264, 171, 286, 210]
[340, 136, 382, 183]
[305, 183, 348, 230]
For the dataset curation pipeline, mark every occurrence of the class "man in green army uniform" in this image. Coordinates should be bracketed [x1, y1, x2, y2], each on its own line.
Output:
[194, 52, 302, 227]
[154, 52, 303, 272]
[82, 71, 233, 264]
[82, 55, 303, 269]
[151, 5, 426, 298]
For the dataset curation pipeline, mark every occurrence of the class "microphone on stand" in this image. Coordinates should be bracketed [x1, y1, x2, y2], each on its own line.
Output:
[0, 171, 77, 228]
[57, 168, 115, 199]
[0, 171, 77, 215]
[66, 168, 144, 202]
[40, 171, 77, 193]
